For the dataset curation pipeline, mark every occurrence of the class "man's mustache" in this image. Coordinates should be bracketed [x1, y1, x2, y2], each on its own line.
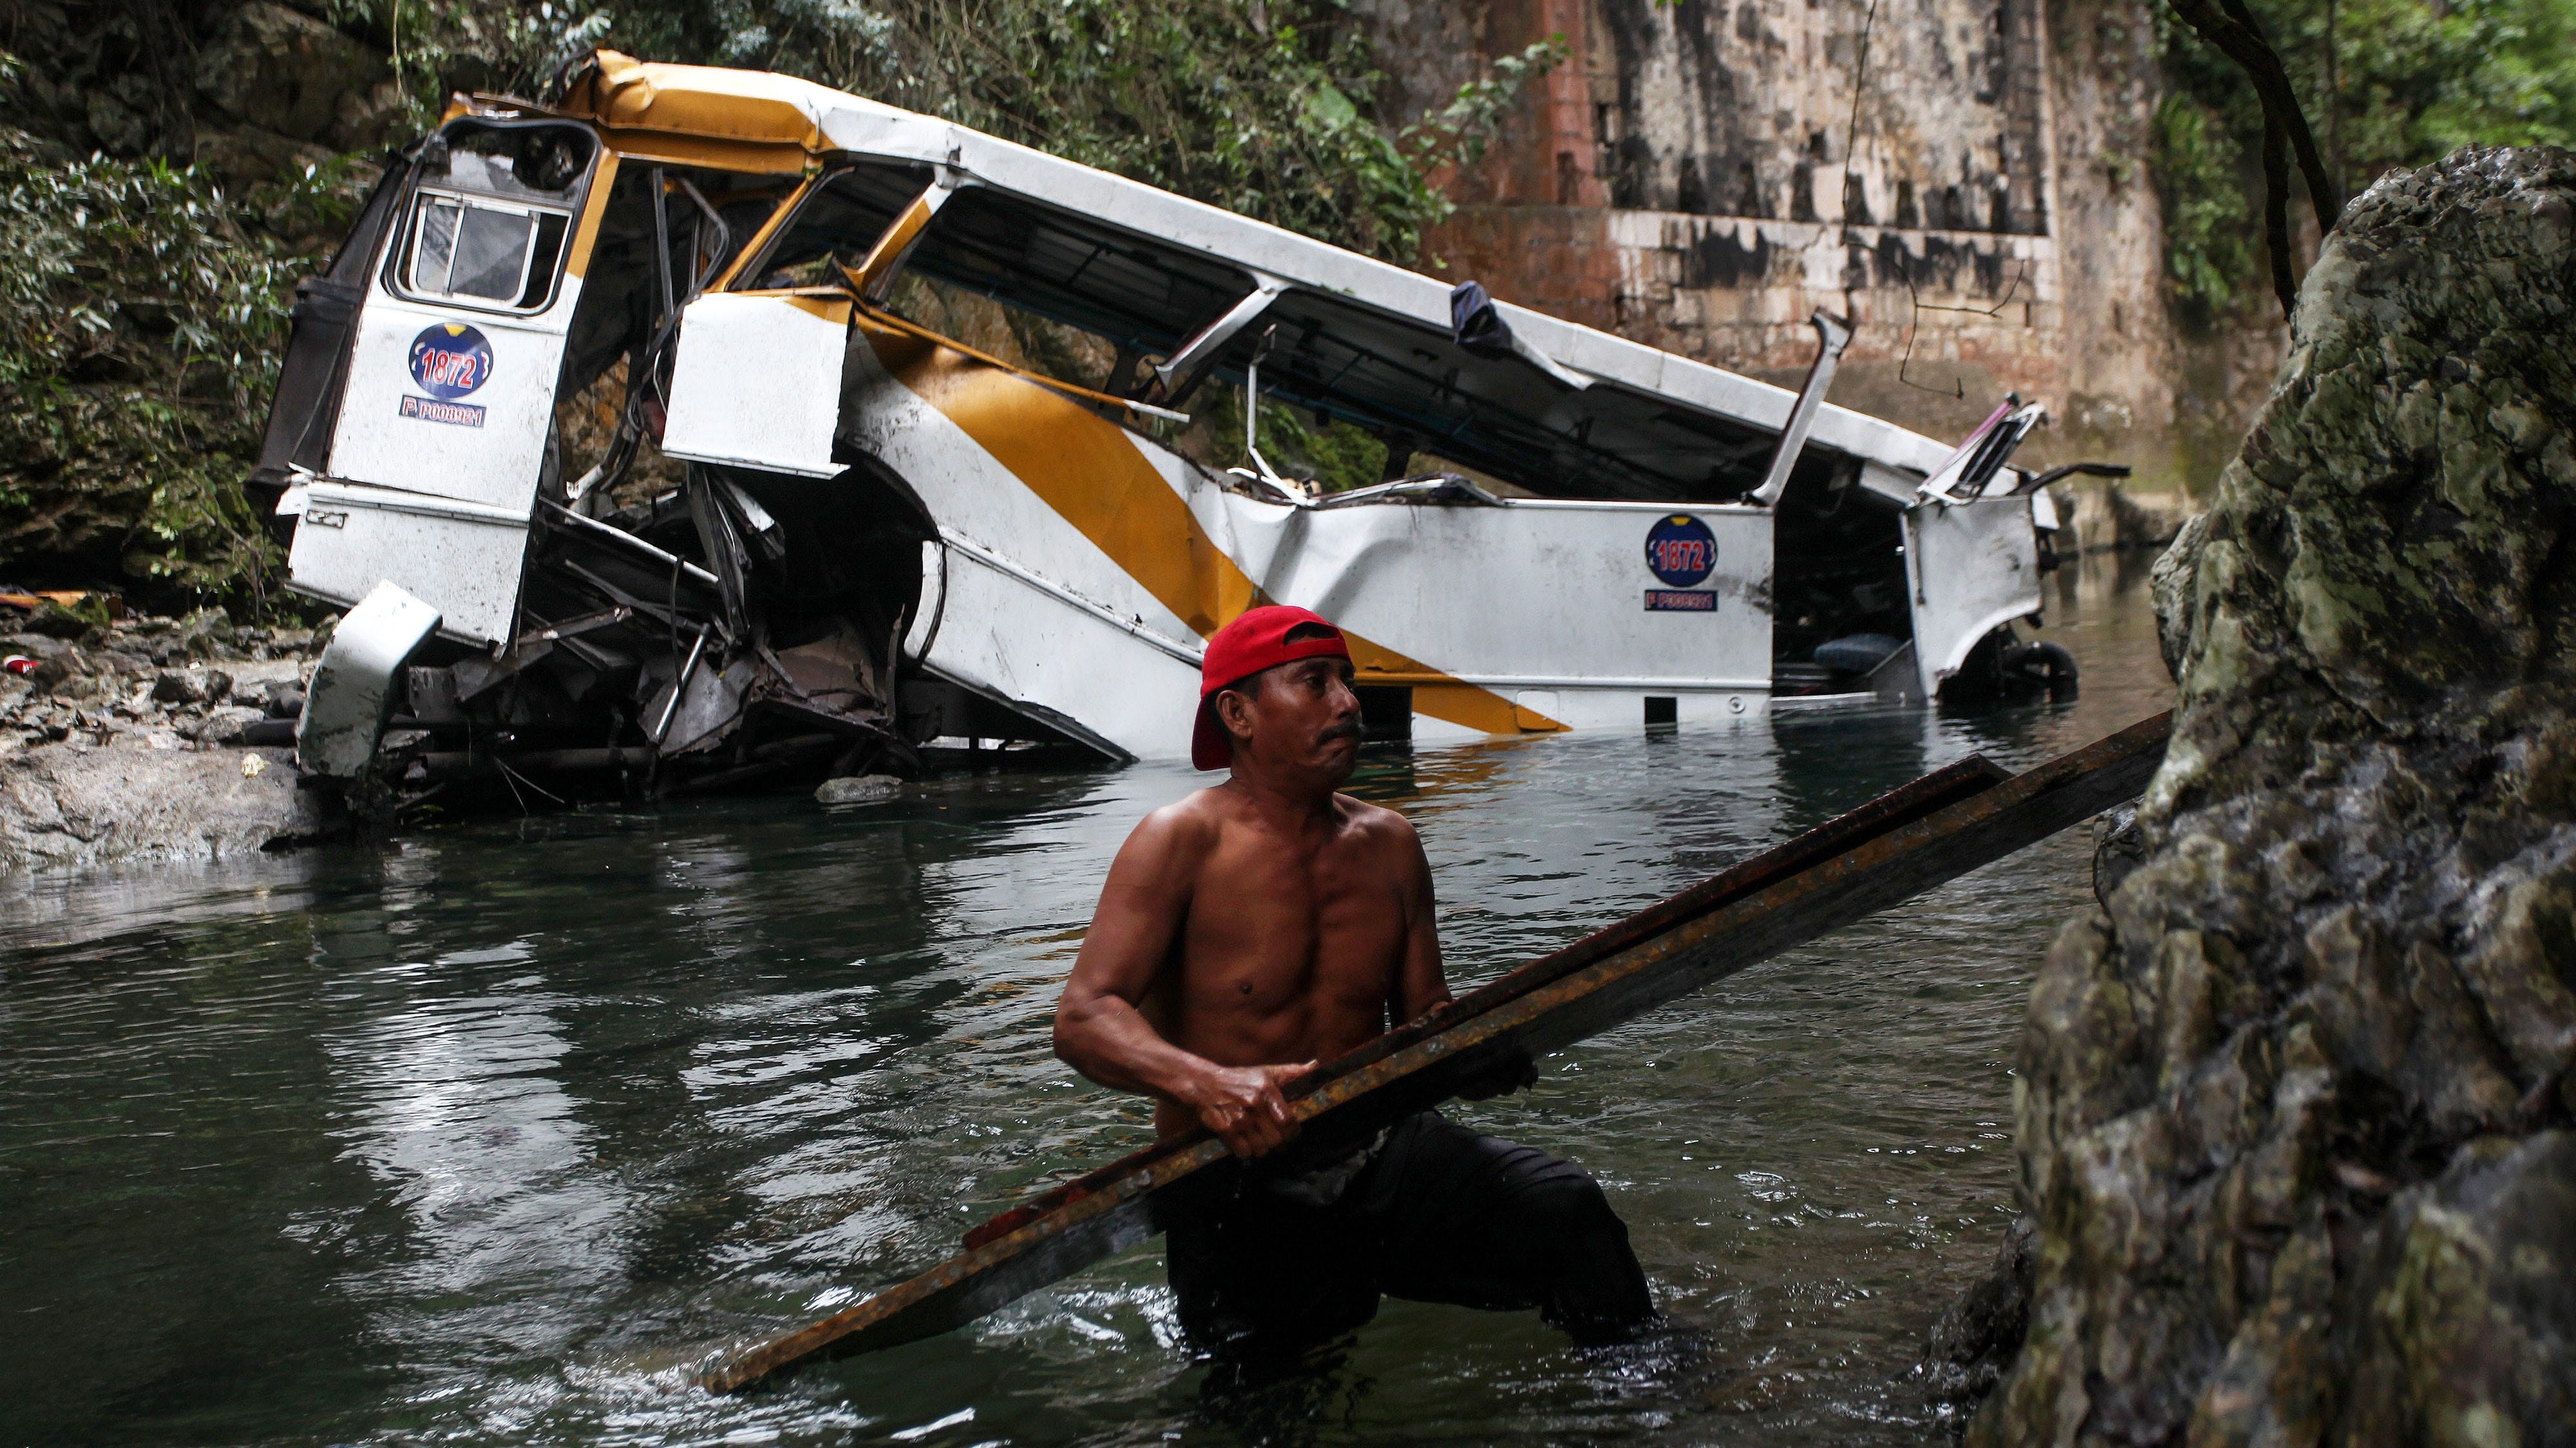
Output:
[1320, 720, 1363, 743]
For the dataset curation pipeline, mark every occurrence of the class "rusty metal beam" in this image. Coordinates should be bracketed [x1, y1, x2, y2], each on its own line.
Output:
[959, 751, 2017, 1248]
[703, 710, 2172, 1391]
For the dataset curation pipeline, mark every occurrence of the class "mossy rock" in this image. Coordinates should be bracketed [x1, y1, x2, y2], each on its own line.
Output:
[1965, 147, 2576, 1446]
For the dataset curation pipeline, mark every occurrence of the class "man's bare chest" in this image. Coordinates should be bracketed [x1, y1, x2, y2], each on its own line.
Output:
[1177, 850, 1404, 1007]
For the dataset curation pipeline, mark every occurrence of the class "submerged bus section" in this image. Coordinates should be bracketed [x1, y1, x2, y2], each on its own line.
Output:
[249, 51, 2085, 803]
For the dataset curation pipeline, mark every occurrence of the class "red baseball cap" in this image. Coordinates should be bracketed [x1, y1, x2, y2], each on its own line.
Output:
[1191, 605, 1353, 770]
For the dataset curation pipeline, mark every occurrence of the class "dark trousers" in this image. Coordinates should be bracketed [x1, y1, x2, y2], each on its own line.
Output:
[1164, 1111, 1655, 1359]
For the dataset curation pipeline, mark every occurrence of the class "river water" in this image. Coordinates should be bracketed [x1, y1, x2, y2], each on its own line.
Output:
[3, 558, 2172, 1447]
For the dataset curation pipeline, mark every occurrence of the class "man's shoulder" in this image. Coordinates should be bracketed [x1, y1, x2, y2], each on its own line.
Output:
[1133, 786, 1236, 841]
[1332, 792, 1419, 844]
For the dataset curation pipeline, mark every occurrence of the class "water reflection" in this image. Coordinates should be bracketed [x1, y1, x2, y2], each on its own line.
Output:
[0, 556, 2171, 1445]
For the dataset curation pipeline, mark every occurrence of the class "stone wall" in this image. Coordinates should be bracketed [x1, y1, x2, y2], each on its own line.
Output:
[1358, 0, 2193, 487]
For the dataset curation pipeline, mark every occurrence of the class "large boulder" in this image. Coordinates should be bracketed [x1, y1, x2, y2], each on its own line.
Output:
[193, 124, 339, 188]
[1973, 148, 2576, 1445]
[0, 741, 342, 872]
[192, 1, 386, 145]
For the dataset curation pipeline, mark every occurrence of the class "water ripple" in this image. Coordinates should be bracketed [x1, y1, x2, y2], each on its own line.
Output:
[1, 564, 2171, 1445]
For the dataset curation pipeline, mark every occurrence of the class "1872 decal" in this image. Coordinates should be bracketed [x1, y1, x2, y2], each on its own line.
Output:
[1643, 514, 1717, 587]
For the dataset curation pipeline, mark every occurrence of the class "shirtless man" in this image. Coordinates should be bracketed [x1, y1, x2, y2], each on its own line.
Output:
[1054, 605, 1654, 1360]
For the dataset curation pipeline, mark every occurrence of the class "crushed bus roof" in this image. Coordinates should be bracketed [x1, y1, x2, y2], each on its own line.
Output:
[549, 51, 1951, 486]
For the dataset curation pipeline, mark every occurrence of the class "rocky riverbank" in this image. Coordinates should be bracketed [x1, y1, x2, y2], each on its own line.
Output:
[1944, 146, 2576, 1443]
[1, 605, 346, 870]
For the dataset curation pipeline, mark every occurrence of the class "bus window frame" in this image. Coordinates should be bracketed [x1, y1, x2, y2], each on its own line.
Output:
[381, 117, 601, 318]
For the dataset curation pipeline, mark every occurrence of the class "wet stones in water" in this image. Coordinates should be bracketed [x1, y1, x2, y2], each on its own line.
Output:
[1960, 146, 2576, 1446]
[815, 774, 904, 806]
[1922, 1214, 2036, 1417]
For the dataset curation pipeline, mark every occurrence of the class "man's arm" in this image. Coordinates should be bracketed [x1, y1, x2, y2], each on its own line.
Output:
[1053, 805, 1310, 1157]
[1382, 808, 1531, 1098]
[1388, 812, 1453, 1025]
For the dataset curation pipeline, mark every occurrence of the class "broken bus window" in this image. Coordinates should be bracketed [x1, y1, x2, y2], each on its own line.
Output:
[390, 121, 598, 314]
[741, 163, 933, 289]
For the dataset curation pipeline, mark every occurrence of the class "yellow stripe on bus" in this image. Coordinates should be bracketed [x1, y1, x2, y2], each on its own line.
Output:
[862, 319, 1563, 738]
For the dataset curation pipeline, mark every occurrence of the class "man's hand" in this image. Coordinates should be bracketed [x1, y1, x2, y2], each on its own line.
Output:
[1453, 1049, 1538, 1101]
[1182, 1061, 1314, 1158]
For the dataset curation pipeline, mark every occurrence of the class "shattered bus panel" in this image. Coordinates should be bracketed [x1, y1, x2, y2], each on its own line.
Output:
[249, 50, 2079, 804]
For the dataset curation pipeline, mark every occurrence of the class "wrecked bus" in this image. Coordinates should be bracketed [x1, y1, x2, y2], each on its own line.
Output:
[251, 50, 2080, 799]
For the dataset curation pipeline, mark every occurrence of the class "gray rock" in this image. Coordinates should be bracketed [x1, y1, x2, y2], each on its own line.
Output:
[1924, 1214, 2038, 1413]
[815, 774, 904, 805]
[50, 671, 106, 703]
[2148, 509, 2209, 685]
[1967, 148, 2576, 1445]
[0, 742, 342, 872]
[23, 602, 99, 640]
[84, 86, 154, 155]
[330, 77, 408, 152]
[193, 706, 267, 746]
[174, 607, 232, 658]
[192, 2, 384, 143]
[151, 670, 203, 705]
[193, 125, 337, 189]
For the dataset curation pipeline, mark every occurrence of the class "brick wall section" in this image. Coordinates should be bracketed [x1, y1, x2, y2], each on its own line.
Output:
[1359, 0, 2197, 481]
[1423, 204, 2063, 417]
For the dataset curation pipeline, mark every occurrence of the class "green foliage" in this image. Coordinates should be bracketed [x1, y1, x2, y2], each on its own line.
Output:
[0, 75, 366, 612]
[2153, 94, 2255, 321]
[1406, 34, 1575, 175]
[337, 0, 615, 138]
[3, 3, 1562, 604]
[1293, 408, 1396, 492]
[2156, 0, 2576, 314]
[366, 0, 1558, 260]
[1192, 386, 1390, 494]
[2272, 0, 2576, 168]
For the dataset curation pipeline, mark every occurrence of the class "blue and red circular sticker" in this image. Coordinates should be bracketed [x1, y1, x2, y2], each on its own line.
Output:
[408, 322, 493, 399]
[1644, 513, 1716, 586]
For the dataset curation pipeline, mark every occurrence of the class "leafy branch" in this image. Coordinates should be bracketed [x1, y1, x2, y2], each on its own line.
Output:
[2164, 0, 2343, 320]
